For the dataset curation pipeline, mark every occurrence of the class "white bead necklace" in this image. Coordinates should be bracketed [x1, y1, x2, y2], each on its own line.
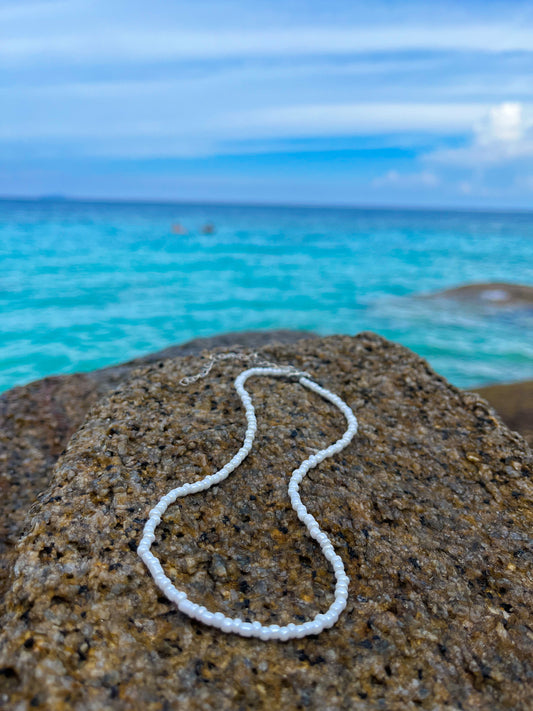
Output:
[138, 356, 358, 641]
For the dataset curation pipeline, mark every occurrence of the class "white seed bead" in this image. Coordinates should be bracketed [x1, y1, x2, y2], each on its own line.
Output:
[331, 599, 345, 613]
[259, 627, 271, 641]
[279, 627, 291, 642]
[137, 365, 358, 641]
[161, 581, 175, 596]
[240, 622, 253, 637]
[179, 600, 195, 616]
[221, 617, 233, 633]
[324, 612, 338, 628]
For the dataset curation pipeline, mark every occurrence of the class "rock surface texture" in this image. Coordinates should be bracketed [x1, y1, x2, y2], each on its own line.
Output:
[0, 330, 314, 600]
[0, 333, 532, 710]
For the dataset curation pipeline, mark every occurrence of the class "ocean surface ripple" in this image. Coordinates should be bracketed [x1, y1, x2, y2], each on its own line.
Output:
[1, 199, 532, 392]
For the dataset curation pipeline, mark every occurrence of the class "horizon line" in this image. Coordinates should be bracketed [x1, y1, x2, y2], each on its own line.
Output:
[0, 194, 532, 216]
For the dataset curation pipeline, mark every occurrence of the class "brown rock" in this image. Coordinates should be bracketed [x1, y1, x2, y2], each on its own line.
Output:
[0, 331, 315, 600]
[473, 380, 533, 449]
[426, 282, 533, 307]
[0, 333, 531, 710]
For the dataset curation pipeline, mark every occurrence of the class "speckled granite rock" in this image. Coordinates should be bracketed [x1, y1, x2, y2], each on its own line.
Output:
[0, 333, 532, 710]
[0, 330, 314, 601]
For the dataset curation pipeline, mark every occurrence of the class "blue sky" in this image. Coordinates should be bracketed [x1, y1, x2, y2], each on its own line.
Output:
[1, 0, 533, 208]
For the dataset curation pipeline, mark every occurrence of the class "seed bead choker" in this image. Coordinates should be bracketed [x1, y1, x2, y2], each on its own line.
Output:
[138, 354, 358, 642]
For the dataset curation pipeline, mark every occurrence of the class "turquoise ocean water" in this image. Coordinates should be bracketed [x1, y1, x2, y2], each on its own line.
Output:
[1, 199, 532, 393]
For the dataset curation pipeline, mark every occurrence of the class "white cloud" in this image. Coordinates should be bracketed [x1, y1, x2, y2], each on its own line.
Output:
[428, 102, 533, 165]
[0, 96, 494, 154]
[372, 170, 439, 189]
[225, 103, 490, 139]
[477, 102, 524, 144]
[2, 24, 533, 64]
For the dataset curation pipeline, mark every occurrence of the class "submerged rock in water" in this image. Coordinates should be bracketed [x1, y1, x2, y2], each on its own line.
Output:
[426, 282, 533, 307]
[0, 333, 531, 710]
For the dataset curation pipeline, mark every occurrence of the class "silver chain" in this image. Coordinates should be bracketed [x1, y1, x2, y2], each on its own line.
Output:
[179, 350, 309, 385]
